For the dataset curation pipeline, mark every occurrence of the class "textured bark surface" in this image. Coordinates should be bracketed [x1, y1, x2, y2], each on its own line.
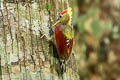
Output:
[0, 0, 79, 80]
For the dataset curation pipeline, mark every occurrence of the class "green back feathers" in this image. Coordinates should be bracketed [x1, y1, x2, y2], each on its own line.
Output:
[63, 27, 73, 39]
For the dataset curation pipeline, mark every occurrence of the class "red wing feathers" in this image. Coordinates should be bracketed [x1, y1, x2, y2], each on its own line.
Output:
[55, 24, 73, 60]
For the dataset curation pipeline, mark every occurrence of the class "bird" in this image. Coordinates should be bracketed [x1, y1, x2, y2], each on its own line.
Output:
[53, 7, 73, 62]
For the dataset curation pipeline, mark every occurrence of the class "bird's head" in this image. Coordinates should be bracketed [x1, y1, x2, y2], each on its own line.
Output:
[53, 8, 72, 27]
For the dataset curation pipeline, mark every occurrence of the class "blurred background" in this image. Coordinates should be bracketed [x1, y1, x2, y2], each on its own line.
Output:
[72, 0, 120, 80]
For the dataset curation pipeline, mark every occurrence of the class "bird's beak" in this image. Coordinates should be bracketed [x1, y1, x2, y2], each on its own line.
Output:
[53, 20, 61, 27]
[53, 7, 72, 27]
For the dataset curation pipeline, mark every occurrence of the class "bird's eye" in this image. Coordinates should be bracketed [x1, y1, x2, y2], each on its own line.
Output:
[59, 15, 62, 18]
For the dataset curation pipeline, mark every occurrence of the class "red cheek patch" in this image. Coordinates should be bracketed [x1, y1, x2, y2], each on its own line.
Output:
[60, 8, 72, 15]
[60, 9, 68, 15]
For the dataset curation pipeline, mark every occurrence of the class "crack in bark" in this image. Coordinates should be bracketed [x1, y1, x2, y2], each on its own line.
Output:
[1, 8, 11, 80]
[5, 3, 14, 54]
[21, 36, 27, 80]
[16, 1, 21, 72]
[28, 3, 36, 70]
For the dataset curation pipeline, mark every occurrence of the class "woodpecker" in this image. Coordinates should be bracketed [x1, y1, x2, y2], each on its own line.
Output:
[53, 8, 73, 62]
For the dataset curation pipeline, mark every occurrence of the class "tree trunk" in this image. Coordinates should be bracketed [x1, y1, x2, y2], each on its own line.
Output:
[0, 0, 79, 80]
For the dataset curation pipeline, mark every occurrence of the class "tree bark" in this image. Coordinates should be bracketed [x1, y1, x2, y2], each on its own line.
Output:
[0, 0, 79, 80]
